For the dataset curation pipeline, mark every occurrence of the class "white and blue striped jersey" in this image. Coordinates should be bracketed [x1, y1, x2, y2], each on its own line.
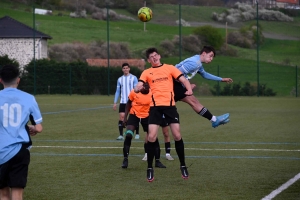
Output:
[114, 74, 138, 104]
[175, 55, 222, 81]
[0, 88, 43, 165]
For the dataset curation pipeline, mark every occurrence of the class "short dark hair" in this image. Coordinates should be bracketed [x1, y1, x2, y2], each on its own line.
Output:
[0, 64, 19, 83]
[200, 46, 216, 57]
[122, 63, 130, 68]
[145, 47, 158, 59]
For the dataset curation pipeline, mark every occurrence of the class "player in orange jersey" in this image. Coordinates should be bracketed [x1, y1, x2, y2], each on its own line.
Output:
[134, 47, 192, 182]
[121, 82, 166, 169]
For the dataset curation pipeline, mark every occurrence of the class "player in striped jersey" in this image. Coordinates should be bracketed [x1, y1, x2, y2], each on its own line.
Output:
[113, 63, 138, 140]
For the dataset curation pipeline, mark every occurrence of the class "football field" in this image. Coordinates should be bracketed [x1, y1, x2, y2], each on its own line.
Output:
[25, 95, 300, 200]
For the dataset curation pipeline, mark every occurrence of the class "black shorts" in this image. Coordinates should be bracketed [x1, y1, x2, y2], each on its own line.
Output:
[173, 79, 187, 102]
[160, 115, 168, 127]
[127, 114, 149, 132]
[149, 106, 179, 125]
[0, 145, 30, 189]
[119, 103, 126, 113]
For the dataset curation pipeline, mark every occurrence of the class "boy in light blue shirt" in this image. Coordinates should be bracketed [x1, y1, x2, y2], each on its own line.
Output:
[0, 64, 43, 200]
[174, 46, 233, 128]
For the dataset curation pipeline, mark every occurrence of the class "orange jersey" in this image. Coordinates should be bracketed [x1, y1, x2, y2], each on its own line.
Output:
[139, 64, 183, 106]
[128, 89, 152, 118]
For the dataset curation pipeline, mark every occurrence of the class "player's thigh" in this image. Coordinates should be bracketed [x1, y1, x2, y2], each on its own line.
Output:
[169, 123, 182, 141]
[173, 80, 187, 102]
[181, 94, 202, 107]
[8, 147, 30, 188]
[126, 114, 139, 128]
[148, 124, 159, 142]
[140, 117, 149, 133]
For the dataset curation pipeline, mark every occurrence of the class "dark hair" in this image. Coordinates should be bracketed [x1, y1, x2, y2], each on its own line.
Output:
[145, 47, 158, 58]
[122, 63, 130, 68]
[200, 46, 216, 57]
[0, 64, 19, 83]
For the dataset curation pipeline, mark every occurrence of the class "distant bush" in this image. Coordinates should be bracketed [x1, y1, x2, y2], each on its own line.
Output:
[212, 2, 293, 24]
[49, 41, 131, 62]
[193, 25, 223, 50]
[211, 82, 276, 96]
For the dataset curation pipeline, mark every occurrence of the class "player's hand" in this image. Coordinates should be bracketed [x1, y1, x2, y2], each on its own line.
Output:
[28, 125, 38, 136]
[222, 78, 233, 83]
[191, 84, 196, 90]
[184, 89, 193, 96]
[113, 103, 117, 111]
[122, 121, 127, 128]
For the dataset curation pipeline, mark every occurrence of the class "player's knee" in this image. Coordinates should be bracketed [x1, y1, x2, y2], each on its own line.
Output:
[125, 130, 134, 137]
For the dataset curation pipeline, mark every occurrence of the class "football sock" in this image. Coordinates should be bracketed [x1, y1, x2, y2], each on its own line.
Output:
[118, 120, 123, 135]
[175, 138, 186, 166]
[136, 125, 139, 135]
[123, 137, 132, 158]
[165, 142, 171, 154]
[146, 141, 156, 168]
[154, 138, 160, 160]
[144, 143, 147, 153]
[198, 107, 214, 121]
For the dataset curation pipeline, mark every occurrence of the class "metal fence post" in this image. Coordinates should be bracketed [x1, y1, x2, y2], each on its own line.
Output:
[217, 65, 220, 96]
[296, 65, 298, 97]
[69, 65, 72, 96]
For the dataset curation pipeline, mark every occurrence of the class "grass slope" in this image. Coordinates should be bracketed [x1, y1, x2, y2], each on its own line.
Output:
[0, 2, 299, 96]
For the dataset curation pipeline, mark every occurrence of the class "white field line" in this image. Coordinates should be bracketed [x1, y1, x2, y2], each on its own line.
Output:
[33, 146, 300, 152]
[261, 173, 300, 200]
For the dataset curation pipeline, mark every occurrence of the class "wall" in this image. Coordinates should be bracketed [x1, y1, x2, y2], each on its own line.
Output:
[0, 38, 48, 68]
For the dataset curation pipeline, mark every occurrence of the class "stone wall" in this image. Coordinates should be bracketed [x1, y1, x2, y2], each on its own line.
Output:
[0, 38, 48, 68]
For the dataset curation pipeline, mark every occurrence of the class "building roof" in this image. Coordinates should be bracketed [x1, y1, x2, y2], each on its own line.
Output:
[86, 59, 146, 70]
[0, 15, 52, 39]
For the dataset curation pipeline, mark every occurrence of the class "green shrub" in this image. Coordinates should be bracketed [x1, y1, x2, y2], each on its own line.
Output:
[192, 25, 223, 50]
[210, 82, 276, 96]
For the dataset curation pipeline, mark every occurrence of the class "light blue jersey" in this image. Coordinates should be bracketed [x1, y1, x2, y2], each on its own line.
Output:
[0, 88, 42, 165]
[114, 74, 138, 104]
[175, 55, 222, 81]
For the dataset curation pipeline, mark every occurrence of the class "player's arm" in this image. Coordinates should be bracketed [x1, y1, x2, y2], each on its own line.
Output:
[113, 79, 121, 110]
[178, 75, 193, 96]
[123, 99, 132, 127]
[134, 81, 144, 93]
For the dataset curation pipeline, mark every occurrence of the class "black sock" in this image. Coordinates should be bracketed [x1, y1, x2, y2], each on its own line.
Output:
[175, 139, 186, 166]
[154, 138, 160, 160]
[123, 136, 132, 158]
[144, 143, 147, 153]
[146, 141, 156, 168]
[136, 125, 139, 135]
[198, 107, 213, 120]
[118, 120, 123, 136]
[165, 142, 171, 154]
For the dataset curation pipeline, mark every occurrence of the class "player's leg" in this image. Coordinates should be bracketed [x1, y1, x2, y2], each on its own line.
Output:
[174, 80, 229, 128]
[11, 188, 24, 200]
[154, 138, 166, 168]
[0, 187, 10, 200]
[146, 107, 162, 182]
[181, 95, 229, 128]
[117, 104, 126, 140]
[161, 126, 174, 160]
[135, 124, 140, 139]
[166, 107, 189, 179]
[121, 115, 138, 168]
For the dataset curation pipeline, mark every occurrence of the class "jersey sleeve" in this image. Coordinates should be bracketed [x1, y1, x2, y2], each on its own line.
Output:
[113, 78, 121, 103]
[30, 96, 43, 124]
[197, 66, 222, 81]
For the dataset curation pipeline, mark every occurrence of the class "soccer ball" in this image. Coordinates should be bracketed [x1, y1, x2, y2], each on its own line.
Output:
[137, 7, 152, 22]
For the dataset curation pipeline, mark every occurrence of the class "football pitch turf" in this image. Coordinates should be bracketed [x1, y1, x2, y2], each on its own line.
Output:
[24, 95, 300, 200]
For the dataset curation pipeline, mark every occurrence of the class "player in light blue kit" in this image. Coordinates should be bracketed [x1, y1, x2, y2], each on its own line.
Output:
[0, 64, 43, 200]
[113, 63, 138, 140]
[174, 46, 233, 128]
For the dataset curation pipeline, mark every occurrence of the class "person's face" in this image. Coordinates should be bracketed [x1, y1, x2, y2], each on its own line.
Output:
[202, 52, 214, 63]
[147, 52, 161, 67]
[122, 65, 130, 75]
